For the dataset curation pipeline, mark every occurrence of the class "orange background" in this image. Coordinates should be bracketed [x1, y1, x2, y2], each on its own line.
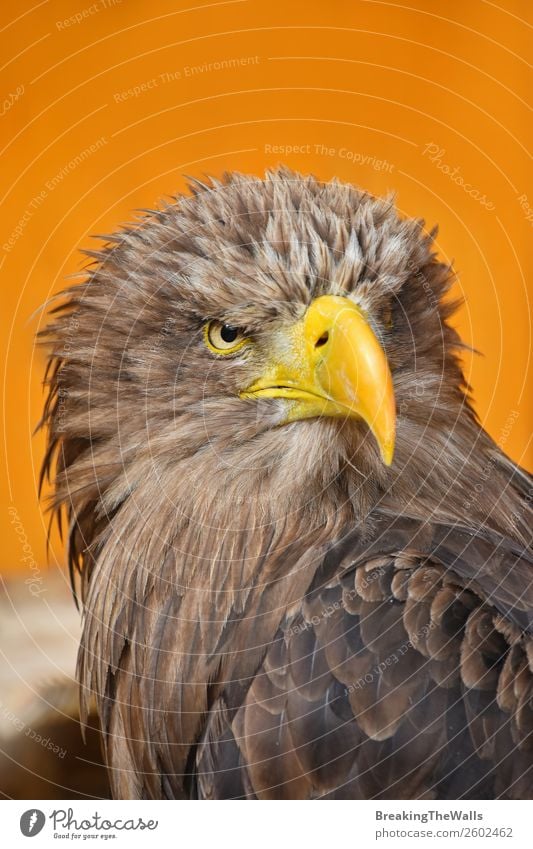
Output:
[1, 0, 531, 576]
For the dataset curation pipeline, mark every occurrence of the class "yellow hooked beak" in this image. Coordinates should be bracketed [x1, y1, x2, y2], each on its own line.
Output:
[240, 295, 396, 465]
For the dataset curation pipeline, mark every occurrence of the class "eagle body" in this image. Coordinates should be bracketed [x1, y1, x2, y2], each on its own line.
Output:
[40, 168, 533, 799]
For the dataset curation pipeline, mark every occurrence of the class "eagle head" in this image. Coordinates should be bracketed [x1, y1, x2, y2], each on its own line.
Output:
[41, 167, 471, 538]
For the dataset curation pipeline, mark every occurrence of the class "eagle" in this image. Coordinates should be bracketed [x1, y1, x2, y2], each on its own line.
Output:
[39, 167, 533, 800]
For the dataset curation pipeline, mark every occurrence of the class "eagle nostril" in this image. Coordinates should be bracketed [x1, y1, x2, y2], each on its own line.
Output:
[315, 331, 329, 348]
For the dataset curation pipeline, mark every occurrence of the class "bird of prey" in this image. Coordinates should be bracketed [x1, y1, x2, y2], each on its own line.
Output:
[39, 167, 533, 800]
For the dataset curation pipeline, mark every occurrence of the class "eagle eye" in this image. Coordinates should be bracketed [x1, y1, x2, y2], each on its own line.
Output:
[204, 320, 249, 355]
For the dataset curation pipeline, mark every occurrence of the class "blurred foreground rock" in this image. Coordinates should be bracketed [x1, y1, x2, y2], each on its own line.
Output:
[0, 570, 109, 798]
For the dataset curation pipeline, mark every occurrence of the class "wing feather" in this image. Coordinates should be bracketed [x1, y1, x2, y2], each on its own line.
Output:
[198, 514, 533, 799]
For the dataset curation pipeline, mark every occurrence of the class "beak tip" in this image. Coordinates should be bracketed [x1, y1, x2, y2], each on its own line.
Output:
[380, 441, 395, 467]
